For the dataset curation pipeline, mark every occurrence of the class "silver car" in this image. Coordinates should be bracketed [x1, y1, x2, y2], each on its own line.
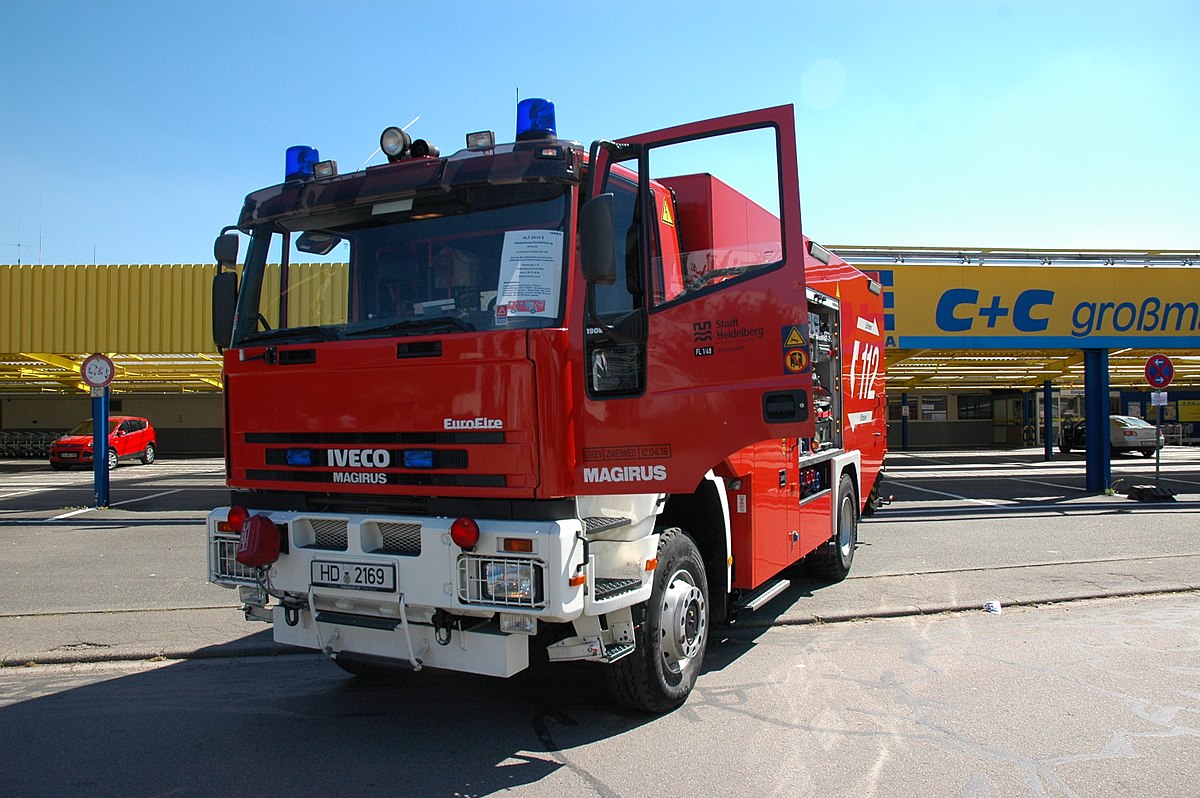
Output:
[1059, 414, 1165, 457]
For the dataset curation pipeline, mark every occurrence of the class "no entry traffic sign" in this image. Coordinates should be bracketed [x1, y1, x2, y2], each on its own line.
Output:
[1145, 353, 1174, 388]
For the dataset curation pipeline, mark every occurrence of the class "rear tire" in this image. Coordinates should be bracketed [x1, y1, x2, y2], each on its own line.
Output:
[805, 474, 857, 581]
[141, 443, 156, 465]
[606, 529, 709, 714]
[107, 449, 118, 471]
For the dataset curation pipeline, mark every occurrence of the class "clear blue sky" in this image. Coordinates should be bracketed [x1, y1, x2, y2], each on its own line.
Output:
[2, 0, 1197, 265]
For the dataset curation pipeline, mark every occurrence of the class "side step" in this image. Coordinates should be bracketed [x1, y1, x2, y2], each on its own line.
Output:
[737, 578, 791, 612]
[593, 577, 642, 602]
[582, 515, 632, 534]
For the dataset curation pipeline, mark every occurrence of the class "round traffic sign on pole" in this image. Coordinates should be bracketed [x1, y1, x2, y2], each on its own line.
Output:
[81, 353, 116, 388]
[1144, 353, 1174, 389]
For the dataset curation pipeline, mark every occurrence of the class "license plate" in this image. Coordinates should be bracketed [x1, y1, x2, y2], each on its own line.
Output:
[311, 560, 396, 592]
[60, 452, 78, 459]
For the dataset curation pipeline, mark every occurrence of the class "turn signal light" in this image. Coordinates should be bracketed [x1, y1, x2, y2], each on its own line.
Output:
[501, 537, 534, 553]
[450, 517, 480, 550]
[236, 515, 282, 567]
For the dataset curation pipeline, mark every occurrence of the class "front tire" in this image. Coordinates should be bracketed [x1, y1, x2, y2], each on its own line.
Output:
[607, 528, 709, 714]
[107, 449, 118, 471]
[141, 443, 156, 465]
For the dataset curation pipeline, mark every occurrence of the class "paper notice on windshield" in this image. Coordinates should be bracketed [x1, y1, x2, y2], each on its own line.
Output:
[495, 231, 562, 320]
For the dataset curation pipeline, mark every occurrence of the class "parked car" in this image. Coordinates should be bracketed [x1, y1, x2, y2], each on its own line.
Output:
[1058, 415, 1164, 457]
[48, 416, 157, 470]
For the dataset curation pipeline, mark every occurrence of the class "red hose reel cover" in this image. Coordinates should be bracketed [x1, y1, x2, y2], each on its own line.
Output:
[236, 514, 281, 567]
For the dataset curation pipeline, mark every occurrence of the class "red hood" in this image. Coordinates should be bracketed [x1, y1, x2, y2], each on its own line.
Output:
[223, 333, 540, 498]
[53, 434, 106, 447]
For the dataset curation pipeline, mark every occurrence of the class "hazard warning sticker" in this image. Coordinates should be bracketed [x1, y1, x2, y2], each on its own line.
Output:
[660, 198, 675, 227]
[782, 325, 810, 374]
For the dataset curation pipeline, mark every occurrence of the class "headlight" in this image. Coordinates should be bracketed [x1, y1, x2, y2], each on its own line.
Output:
[485, 561, 540, 603]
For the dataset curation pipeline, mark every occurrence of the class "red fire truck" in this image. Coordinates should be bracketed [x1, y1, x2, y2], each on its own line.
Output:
[207, 101, 886, 713]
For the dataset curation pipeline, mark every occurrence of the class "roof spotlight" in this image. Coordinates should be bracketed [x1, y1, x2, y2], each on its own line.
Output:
[380, 127, 412, 162]
[409, 139, 440, 158]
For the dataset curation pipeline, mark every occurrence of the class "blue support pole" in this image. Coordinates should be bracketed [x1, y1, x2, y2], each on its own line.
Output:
[92, 387, 110, 507]
[1043, 380, 1053, 461]
[1083, 349, 1110, 493]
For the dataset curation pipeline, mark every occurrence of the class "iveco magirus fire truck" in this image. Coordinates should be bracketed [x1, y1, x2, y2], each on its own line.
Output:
[207, 101, 886, 713]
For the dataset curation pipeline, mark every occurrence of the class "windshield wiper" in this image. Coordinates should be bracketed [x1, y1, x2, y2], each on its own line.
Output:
[240, 325, 341, 345]
[343, 316, 475, 337]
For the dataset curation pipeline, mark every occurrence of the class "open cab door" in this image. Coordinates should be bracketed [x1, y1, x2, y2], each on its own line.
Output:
[578, 105, 815, 493]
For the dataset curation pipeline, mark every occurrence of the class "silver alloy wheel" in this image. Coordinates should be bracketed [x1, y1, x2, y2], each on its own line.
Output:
[107, 449, 118, 470]
[659, 568, 707, 674]
[837, 489, 856, 560]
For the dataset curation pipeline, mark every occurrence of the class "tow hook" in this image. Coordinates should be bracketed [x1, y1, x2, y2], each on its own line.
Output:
[432, 609, 457, 646]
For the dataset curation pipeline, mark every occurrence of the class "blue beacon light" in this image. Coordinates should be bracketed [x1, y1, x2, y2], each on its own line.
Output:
[516, 98, 556, 141]
[285, 145, 320, 181]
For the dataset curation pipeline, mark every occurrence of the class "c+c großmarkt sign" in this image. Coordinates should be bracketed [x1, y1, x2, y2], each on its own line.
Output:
[881, 265, 1200, 349]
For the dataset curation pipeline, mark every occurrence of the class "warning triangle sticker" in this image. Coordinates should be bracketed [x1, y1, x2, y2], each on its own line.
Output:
[785, 327, 805, 347]
[661, 201, 675, 227]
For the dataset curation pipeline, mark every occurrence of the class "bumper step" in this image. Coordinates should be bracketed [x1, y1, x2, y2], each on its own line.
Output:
[593, 577, 642, 601]
[315, 610, 402, 632]
[583, 515, 632, 534]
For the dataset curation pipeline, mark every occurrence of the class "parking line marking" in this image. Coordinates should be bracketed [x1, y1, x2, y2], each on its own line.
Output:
[49, 489, 185, 520]
[895, 483, 1007, 506]
[111, 489, 185, 507]
[51, 508, 93, 520]
[1007, 477, 1089, 493]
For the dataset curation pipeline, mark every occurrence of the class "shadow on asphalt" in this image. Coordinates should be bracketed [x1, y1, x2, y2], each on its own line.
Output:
[0, 644, 656, 796]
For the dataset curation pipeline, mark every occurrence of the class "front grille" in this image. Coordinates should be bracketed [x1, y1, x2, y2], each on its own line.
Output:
[245, 469, 505, 487]
[371, 522, 422, 556]
[306, 518, 348, 551]
[211, 534, 257, 583]
[264, 448, 469, 469]
[457, 555, 545, 609]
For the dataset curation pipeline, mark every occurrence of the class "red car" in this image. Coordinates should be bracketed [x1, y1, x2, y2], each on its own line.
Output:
[49, 416, 157, 471]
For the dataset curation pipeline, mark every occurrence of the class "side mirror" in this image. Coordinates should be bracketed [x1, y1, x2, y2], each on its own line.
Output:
[214, 233, 239, 268]
[212, 271, 238, 349]
[579, 193, 616, 285]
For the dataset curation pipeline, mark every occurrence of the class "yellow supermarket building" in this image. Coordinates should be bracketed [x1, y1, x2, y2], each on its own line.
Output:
[1, 248, 1197, 455]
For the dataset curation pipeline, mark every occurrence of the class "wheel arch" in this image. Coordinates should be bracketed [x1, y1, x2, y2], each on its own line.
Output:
[657, 471, 732, 623]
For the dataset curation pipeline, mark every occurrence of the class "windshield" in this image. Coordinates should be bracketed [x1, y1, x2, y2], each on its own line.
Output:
[68, 420, 119, 436]
[232, 183, 570, 345]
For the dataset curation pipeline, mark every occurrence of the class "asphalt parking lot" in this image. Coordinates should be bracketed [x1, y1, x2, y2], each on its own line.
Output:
[0, 446, 1198, 665]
